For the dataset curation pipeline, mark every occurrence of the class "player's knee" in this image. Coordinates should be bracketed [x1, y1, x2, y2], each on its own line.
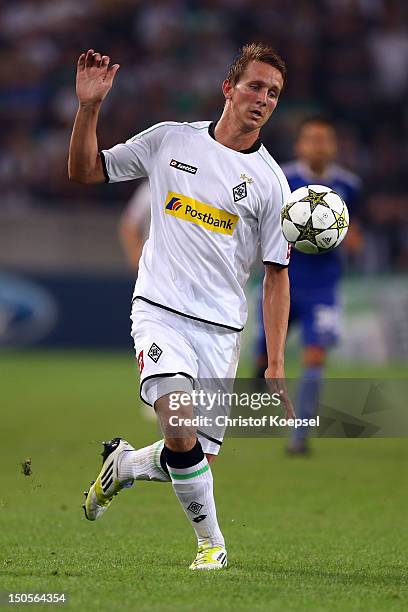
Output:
[303, 346, 326, 368]
[155, 391, 197, 447]
[155, 390, 194, 421]
[206, 454, 216, 464]
[165, 436, 197, 453]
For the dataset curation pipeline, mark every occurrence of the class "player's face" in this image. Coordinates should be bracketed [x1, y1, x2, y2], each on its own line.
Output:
[295, 123, 338, 168]
[223, 61, 284, 132]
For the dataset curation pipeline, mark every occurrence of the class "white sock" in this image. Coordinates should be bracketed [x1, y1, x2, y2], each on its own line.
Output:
[165, 442, 225, 548]
[118, 440, 170, 482]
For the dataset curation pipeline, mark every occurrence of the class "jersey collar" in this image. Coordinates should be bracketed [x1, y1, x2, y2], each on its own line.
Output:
[208, 121, 262, 154]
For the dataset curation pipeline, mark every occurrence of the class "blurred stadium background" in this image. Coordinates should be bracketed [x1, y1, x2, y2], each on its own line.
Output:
[1, 2, 408, 609]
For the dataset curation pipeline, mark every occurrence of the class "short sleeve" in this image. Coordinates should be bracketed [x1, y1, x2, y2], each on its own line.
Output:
[101, 122, 170, 183]
[259, 172, 291, 267]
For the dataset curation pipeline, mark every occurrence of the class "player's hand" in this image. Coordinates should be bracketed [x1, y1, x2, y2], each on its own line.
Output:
[76, 49, 120, 106]
[264, 367, 296, 420]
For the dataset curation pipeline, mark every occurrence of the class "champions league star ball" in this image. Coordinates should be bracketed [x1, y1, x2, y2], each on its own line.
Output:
[281, 184, 349, 254]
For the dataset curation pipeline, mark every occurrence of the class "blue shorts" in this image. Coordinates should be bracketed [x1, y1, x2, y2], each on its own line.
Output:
[256, 286, 340, 356]
[290, 287, 340, 348]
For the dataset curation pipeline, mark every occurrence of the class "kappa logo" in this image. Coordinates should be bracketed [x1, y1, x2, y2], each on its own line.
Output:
[233, 182, 247, 202]
[170, 159, 198, 174]
[164, 191, 239, 235]
[148, 343, 162, 363]
[187, 501, 203, 515]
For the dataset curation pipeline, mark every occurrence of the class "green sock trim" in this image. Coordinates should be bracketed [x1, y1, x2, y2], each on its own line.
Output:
[170, 464, 209, 480]
[152, 441, 168, 477]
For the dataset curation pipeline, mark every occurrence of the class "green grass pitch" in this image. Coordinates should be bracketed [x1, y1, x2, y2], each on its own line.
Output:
[0, 351, 407, 611]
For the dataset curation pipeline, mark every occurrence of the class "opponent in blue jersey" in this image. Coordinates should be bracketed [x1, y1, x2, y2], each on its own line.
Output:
[256, 116, 362, 454]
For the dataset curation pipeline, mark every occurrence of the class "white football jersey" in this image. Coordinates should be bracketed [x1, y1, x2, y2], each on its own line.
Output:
[102, 121, 290, 331]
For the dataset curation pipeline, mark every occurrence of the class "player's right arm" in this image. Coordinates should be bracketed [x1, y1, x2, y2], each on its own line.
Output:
[68, 49, 120, 184]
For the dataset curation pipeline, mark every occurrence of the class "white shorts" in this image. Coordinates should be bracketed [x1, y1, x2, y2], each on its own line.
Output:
[130, 299, 241, 454]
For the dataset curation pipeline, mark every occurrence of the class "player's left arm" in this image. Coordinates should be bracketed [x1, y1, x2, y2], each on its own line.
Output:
[262, 264, 295, 419]
[118, 214, 145, 273]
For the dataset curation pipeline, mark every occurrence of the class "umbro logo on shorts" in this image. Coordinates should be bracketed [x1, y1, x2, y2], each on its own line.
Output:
[233, 182, 247, 202]
[170, 159, 198, 174]
[187, 501, 203, 515]
[148, 343, 162, 363]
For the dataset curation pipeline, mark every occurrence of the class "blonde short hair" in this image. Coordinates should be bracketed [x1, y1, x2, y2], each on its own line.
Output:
[226, 42, 287, 86]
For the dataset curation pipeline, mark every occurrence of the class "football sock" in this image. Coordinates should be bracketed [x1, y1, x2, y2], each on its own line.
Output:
[165, 439, 225, 548]
[118, 440, 170, 482]
[293, 365, 322, 443]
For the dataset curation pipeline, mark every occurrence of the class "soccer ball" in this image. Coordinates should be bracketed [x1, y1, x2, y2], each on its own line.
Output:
[281, 184, 349, 254]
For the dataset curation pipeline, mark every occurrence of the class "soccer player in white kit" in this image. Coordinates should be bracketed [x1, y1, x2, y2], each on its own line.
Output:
[69, 43, 294, 570]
